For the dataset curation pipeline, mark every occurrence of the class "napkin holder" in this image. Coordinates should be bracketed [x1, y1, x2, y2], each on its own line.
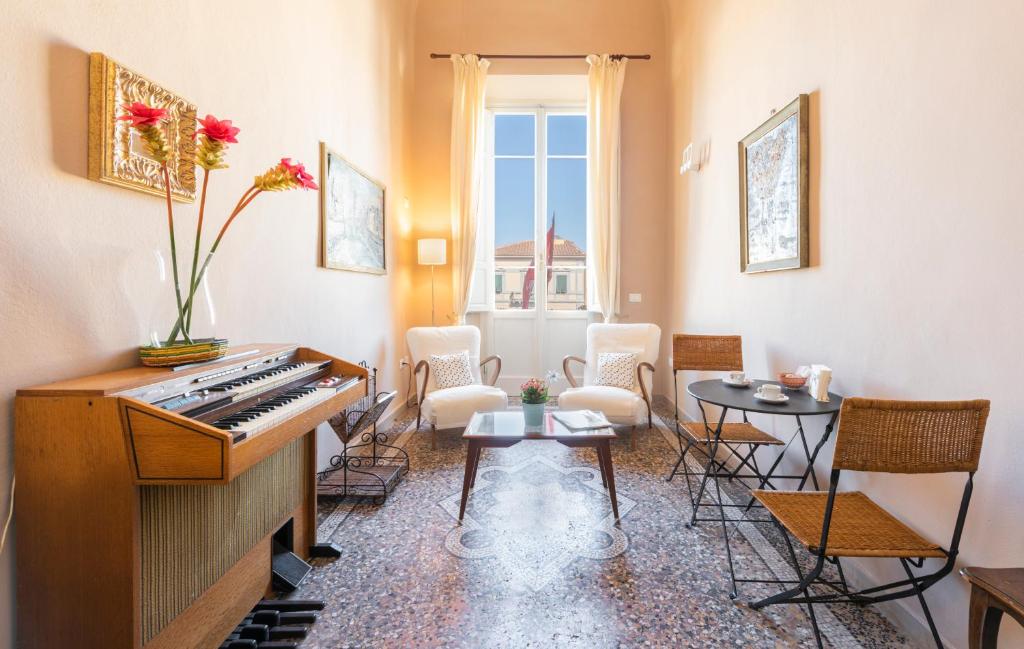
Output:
[807, 365, 833, 402]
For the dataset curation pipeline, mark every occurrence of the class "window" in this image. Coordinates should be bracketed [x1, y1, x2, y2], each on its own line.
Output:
[555, 274, 568, 294]
[490, 109, 587, 311]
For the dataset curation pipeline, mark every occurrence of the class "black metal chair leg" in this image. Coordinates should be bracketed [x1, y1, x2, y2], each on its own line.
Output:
[778, 521, 825, 648]
[712, 462, 738, 599]
[900, 558, 945, 648]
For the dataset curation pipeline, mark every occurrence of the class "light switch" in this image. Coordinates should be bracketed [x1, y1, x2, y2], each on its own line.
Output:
[628, 293, 642, 303]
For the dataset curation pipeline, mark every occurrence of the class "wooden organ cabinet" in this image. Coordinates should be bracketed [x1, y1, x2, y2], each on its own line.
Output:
[14, 344, 368, 649]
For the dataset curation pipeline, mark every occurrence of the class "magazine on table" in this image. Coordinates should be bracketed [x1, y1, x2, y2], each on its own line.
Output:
[552, 410, 613, 431]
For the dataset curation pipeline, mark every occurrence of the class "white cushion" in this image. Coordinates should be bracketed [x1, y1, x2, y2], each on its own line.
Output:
[595, 352, 636, 389]
[557, 386, 645, 425]
[407, 326, 484, 394]
[422, 384, 508, 429]
[582, 323, 661, 391]
[430, 351, 474, 389]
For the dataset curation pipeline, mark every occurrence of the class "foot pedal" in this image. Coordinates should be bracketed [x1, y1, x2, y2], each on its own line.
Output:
[239, 625, 269, 642]
[280, 611, 317, 624]
[269, 625, 307, 640]
[271, 540, 312, 592]
[256, 643, 298, 649]
[255, 599, 325, 612]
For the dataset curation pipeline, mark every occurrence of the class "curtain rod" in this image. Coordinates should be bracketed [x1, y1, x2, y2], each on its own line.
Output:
[429, 53, 650, 60]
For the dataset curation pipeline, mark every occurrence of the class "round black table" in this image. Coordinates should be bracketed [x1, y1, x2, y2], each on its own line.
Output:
[686, 379, 843, 491]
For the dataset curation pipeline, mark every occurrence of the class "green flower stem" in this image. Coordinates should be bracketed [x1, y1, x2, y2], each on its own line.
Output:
[161, 165, 192, 345]
[166, 185, 261, 342]
[186, 169, 211, 333]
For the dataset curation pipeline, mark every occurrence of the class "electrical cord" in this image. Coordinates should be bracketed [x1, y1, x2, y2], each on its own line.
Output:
[0, 475, 14, 557]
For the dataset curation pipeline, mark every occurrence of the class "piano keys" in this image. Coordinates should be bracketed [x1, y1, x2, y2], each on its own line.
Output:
[15, 344, 367, 649]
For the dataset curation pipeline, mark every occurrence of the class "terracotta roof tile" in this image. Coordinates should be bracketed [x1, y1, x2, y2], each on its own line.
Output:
[494, 237, 585, 257]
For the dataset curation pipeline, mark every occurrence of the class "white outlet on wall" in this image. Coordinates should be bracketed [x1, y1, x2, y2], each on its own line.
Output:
[628, 293, 642, 303]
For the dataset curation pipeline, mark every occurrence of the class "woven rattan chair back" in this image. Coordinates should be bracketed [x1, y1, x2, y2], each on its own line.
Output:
[672, 334, 743, 372]
[833, 397, 990, 474]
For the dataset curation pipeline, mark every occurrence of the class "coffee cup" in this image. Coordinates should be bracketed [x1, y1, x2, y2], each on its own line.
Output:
[728, 371, 746, 383]
[758, 383, 782, 399]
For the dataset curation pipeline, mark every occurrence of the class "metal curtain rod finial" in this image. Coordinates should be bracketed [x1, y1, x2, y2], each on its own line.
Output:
[428, 53, 651, 60]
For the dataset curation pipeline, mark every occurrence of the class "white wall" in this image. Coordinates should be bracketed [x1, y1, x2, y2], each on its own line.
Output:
[0, 2, 415, 646]
[666, 1, 1024, 646]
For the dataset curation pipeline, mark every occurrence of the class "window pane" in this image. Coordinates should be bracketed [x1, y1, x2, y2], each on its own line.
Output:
[547, 115, 586, 156]
[495, 114, 535, 156]
[494, 157, 535, 310]
[546, 157, 586, 310]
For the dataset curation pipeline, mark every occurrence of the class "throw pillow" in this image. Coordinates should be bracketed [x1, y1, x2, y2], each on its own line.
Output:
[595, 352, 637, 390]
[430, 350, 475, 389]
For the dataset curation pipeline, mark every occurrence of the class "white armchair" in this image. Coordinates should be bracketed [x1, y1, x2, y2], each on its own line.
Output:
[406, 325, 508, 449]
[557, 323, 661, 449]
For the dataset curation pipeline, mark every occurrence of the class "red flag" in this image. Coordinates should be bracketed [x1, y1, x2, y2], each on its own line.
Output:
[521, 214, 555, 309]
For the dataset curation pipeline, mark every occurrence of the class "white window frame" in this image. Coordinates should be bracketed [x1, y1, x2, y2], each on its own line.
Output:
[471, 101, 588, 318]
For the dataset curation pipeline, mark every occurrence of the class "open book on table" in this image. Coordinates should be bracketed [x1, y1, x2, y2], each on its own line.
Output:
[552, 410, 613, 431]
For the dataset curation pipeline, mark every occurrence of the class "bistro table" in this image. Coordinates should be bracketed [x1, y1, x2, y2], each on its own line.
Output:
[459, 410, 620, 521]
[685, 378, 844, 598]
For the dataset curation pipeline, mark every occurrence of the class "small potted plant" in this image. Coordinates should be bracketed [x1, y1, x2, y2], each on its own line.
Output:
[520, 378, 549, 427]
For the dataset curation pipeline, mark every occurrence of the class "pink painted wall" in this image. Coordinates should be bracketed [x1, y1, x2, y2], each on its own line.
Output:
[666, 1, 1024, 646]
[0, 2, 416, 646]
[408, 0, 672, 330]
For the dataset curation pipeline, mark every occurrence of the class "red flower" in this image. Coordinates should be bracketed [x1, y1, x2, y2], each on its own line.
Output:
[118, 102, 167, 128]
[279, 158, 319, 190]
[198, 114, 240, 143]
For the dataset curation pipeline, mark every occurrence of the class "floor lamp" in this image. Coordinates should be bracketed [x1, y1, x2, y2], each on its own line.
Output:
[417, 239, 446, 326]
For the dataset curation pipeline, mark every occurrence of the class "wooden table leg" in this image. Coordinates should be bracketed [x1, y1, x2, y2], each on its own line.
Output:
[459, 440, 480, 521]
[470, 446, 483, 488]
[969, 585, 1004, 649]
[596, 444, 608, 487]
[598, 440, 620, 521]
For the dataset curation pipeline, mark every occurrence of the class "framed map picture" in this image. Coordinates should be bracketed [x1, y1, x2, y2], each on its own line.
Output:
[320, 142, 386, 274]
[738, 94, 809, 273]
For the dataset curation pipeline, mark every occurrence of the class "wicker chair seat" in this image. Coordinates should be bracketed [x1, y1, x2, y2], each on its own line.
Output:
[681, 421, 783, 446]
[753, 490, 945, 558]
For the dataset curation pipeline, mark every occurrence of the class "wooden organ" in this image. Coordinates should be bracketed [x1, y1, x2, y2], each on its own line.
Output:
[14, 344, 367, 649]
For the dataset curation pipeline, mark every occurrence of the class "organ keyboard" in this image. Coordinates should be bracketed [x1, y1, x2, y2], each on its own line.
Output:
[15, 344, 368, 649]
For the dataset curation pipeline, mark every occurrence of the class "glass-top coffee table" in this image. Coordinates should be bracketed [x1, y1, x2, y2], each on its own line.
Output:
[459, 410, 620, 521]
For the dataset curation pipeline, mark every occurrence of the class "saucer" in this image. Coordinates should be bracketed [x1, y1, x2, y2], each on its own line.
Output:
[722, 377, 753, 388]
[754, 392, 789, 403]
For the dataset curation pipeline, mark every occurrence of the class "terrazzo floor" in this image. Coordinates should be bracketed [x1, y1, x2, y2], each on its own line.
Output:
[291, 398, 913, 649]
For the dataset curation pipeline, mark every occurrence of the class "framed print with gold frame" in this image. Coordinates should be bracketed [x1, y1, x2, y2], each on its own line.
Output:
[88, 53, 197, 202]
[319, 142, 386, 275]
[738, 94, 809, 273]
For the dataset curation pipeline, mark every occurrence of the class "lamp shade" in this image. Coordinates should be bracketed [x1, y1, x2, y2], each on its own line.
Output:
[417, 238, 447, 265]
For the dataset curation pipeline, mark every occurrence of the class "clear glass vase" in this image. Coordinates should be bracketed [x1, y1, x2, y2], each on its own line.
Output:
[122, 248, 224, 365]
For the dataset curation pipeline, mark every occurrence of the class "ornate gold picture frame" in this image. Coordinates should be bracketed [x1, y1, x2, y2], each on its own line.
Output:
[88, 53, 197, 202]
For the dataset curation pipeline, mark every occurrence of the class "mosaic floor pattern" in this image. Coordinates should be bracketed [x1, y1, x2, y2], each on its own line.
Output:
[294, 399, 912, 648]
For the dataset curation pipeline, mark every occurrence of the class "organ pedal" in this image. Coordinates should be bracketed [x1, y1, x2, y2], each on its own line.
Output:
[220, 600, 324, 649]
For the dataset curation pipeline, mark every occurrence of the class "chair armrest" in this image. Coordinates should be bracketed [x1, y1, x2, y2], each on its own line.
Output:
[563, 355, 586, 388]
[480, 355, 502, 386]
[637, 362, 655, 406]
[414, 360, 430, 405]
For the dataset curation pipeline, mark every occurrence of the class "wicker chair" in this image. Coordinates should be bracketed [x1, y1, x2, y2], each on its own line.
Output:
[666, 335, 783, 502]
[751, 397, 990, 649]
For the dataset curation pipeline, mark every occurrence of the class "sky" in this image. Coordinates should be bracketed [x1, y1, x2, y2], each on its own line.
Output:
[494, 114, 587, 252]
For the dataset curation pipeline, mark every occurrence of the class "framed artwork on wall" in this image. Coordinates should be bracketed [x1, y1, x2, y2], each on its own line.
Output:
[738, 94, 809, 273]
[319, 142, 386, 274]
[88, 53, 197, 202]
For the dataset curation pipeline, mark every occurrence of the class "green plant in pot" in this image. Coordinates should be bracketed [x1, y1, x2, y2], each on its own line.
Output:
[119, 103, 318, 367]
[520, 378, 549, 428]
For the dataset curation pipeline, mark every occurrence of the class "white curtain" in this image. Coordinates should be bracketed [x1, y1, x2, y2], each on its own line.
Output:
[586, 54, 627, 323]
[449, 54, 490, 324]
